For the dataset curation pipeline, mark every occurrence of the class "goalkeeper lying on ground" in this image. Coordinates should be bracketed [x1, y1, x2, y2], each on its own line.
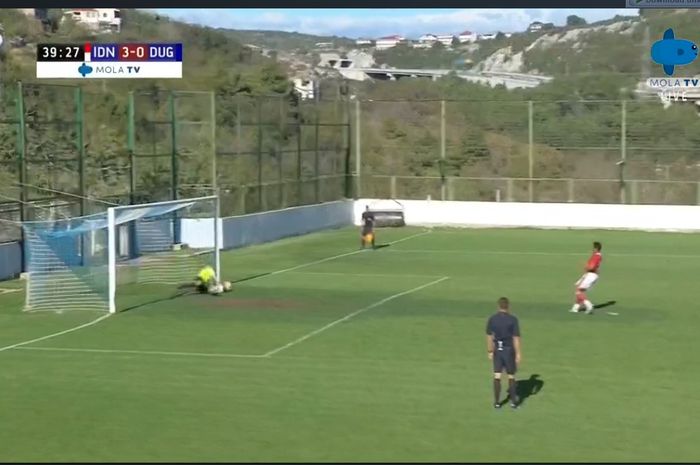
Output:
[194, 265, 217, 293]
[192, 266, 232, 294]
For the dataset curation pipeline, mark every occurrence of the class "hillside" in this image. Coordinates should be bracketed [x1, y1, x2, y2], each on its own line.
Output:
[2, 8, 700, 210]
[472, 10, 700, 78]
[0, 9, 290, 93]
[349, 9, 700, 202]
[220, 29, 355, 53]
[0, 9, 299, 212]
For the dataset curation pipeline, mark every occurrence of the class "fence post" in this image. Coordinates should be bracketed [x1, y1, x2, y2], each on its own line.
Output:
[210, 91, 217, 192]
[528, 100, 534, 202]
[256, 97, 263, 211]
[278, 96, 284, 209]
[169, 91, 178, 201]
[390, 176, 397, 198]
[344, 92, 352, 199]
[620, 99, 627, 204]
[314, 101, 320, 203]
[697, 182, 700, 206]
[75, 87, 86, 216]
[296, 108, 302, 206]
[440, 99, 446, 201]
[169, 91, 181, 244]
[355, 99, 361, 199]
[127, 91, 136, 204]
[16, 81, 28, 271]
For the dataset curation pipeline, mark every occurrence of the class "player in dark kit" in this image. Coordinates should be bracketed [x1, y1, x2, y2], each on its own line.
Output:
[486, 297, 522, 409]
[360, 205, 376, 249]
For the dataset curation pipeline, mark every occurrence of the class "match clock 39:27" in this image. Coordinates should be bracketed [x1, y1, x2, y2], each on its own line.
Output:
[36, 44, 85, 62]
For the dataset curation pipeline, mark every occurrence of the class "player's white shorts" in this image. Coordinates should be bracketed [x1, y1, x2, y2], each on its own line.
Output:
[575, 272, 599, 290]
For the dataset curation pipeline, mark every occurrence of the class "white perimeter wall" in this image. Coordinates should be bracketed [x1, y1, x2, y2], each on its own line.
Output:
[181, 200, 355, 249]
[354, 199, 700, 232]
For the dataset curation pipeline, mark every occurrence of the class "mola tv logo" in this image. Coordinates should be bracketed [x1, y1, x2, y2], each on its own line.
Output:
[651, 28, 697, 76]
[647, 28, 700, 103]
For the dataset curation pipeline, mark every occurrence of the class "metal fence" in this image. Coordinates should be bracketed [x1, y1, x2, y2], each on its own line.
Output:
[353, 98, 700, 205]
[0, 82, 351, 244]
[2, 85, 700, 246]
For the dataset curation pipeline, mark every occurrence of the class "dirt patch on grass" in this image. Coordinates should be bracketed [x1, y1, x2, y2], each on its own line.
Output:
[208, 298, 306, 310]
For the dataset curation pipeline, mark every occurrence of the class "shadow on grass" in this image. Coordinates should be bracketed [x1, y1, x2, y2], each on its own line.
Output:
[120, 288, 197, 313]
[503, 374, 544, 406]
[374, 244, 391, 250]
[233, 272, 273, 284]
[594, 300, 617, 310]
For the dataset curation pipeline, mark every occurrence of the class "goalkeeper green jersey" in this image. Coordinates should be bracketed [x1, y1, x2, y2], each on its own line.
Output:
[197, 266, 215, 283]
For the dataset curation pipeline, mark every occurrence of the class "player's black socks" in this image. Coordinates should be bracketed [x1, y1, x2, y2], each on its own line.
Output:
[493, 378, 501, 404]
[508, 378, 518, 405]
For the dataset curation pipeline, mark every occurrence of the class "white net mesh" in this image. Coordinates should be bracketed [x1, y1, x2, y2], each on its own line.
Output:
[22, 197, 219, 313]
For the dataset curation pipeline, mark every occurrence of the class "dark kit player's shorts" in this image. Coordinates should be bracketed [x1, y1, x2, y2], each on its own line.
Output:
[493, 347, 517, 375]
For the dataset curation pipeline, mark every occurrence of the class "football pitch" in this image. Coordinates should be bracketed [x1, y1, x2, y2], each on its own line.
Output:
[1, 226, 699, 462]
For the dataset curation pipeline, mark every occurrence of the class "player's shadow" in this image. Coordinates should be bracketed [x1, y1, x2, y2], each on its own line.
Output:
[120, 287, 195, 313]
[503, 374, 544, 406]
[233, 272, 273, 283]
[594, 300, 617, 310]
[374, 244, 391, 250]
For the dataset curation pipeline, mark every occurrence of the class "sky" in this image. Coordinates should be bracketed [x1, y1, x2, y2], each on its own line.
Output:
[153, 8, 635, 39]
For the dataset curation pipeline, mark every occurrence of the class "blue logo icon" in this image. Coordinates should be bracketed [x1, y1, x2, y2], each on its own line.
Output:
[78, 63, 93, 77]
[651, 28, 698, 76]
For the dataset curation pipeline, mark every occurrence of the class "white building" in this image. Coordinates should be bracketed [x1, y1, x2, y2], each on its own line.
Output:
[478, 33, 497, 41]
[355, 38, 373, 46]
[293, 78, 315, 100]
[528, 21, 544, 33]
[458, 30, 478, 43]
[375, 35, 406, 50]
[64, 8, 121, 33]
[414, 34, 438, 48]
[436, 34, 456, 46]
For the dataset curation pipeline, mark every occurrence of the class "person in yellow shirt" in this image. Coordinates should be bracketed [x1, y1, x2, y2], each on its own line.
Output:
[194, 265, 217, 293]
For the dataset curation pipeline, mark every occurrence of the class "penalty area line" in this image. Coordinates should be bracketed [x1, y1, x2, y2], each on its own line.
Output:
[263, 275, 450, 358]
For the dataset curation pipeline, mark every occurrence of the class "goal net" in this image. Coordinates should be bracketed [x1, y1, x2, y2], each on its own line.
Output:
[21, 196, 221, 313]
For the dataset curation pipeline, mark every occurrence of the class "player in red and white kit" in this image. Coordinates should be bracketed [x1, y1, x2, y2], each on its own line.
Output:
[571, 241, 602, 314]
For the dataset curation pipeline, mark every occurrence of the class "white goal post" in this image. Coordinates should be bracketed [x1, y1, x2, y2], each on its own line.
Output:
[106, 195, 221, 313]
[22, 195, 221, 314]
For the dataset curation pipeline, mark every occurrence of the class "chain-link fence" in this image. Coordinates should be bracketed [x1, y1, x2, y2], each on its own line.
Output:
[0, 82, 351, 249]
[354, 98, 700, 205]
[2, 85, 700, 249]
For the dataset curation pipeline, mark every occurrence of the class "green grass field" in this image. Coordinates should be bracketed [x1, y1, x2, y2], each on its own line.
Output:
[1, 226, 699, 462]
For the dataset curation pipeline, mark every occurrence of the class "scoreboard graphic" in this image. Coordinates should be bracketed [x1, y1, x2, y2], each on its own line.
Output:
[36, 43, 183, 79]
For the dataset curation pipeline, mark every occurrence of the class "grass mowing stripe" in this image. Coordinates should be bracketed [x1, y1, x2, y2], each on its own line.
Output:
[286, 271, 444, 279]
[13, 346, 266, 359]
[0, 314, 111, 353]
[263, 276, 450, 357]
[240, 229, 432, 283]
[385, 249, 700, 258]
